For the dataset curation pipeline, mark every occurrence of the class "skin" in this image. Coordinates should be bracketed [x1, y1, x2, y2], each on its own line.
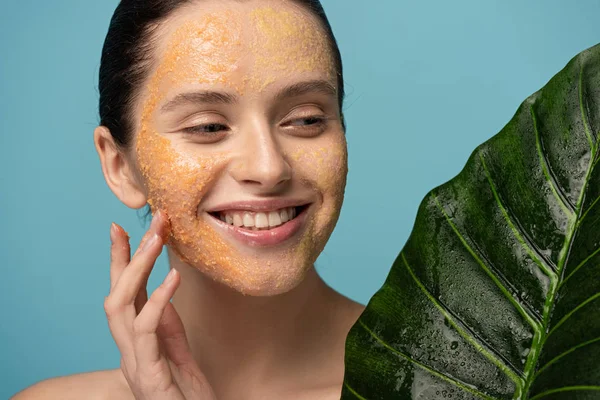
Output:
[13, 1, 365, 399]
[134, 3, 347, 296]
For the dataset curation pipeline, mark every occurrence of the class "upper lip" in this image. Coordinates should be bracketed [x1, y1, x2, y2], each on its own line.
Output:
[206, 198, 311, 213]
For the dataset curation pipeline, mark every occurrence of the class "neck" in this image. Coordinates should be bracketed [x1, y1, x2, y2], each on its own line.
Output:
[167, 247, 346, 394]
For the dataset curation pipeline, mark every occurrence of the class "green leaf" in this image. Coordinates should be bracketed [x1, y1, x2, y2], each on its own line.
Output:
[342, 43, 600, 400]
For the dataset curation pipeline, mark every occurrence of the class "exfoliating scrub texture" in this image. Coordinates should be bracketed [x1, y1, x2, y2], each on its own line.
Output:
[134, 5, 346, 295]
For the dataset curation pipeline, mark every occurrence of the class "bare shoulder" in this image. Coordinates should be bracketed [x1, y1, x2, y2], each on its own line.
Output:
[12, 368, 133, 400]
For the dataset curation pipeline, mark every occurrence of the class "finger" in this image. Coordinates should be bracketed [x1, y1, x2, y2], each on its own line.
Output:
[132, 215, 165, 314]
[134, 274, 149, 315]
[110, 223, 131, 291]
[133, 210, 172, 258]
[106, 223, 136, 365]
[111, 210, 170, 306]
[104, 294, 137, 371]
[157, 301, 195, 367]
[133, 268, 179, 368]
[105, 211, 170, 374]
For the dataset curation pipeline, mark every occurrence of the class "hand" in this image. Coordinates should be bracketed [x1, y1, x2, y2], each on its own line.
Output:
[104, 210, 217, 399]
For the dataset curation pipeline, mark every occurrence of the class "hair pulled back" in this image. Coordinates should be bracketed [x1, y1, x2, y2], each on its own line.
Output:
[99, 0, 345, 148]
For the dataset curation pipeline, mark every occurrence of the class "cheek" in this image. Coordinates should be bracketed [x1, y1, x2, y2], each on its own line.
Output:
[136, 132, 214, 213]
[317, 143, 348, 235]
[292, 134, 348, 200]
[291, 134, 348, 232]
[135, 132, 245, 275]
[283, 136, 347, 268]
[135, 129, 228, 239]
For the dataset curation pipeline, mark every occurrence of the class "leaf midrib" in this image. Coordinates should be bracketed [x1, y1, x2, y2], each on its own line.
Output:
[521, 63, 598, 397]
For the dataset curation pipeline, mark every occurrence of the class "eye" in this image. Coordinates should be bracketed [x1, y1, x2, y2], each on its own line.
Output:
[288, 116, 326, 126]
[180, 122, 230, 143]
[281, 114, 328, 137]
[182, 123, 229, 134]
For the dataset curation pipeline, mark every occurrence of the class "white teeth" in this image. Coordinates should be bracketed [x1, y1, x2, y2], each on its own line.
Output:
[255, 212, 269, 228]
[268, 211, 282, 227]
[233, 214, 243, 227]
[218, 206, 300, 229]
[280, 209, 289, 223]
[243, 213, 255, 227]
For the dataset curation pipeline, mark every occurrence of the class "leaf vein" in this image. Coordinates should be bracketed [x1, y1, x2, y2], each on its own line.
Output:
[593, 150, 600, 170]
[579, 63, 595, 151]
[401, 252, 523, 384]
[576, 191, 600, 229]
[480, 152, 557, 280]
[534, 336, 600, 380]
[432, 193, 539, 331]
[531, 104, 575, 214]
[559, 246, 600, 288]
[343, 382, 367, 400]
[356, 318, 495, 399]
[547, 292, 600, 339]
[529, 386, 600, 400]
[526, 73, 600, 392]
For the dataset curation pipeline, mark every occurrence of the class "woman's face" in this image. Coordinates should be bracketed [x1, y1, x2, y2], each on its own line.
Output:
[132, 0, 347, 295]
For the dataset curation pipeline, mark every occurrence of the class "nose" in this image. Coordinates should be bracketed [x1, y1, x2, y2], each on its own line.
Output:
[230, 121, 292, 191]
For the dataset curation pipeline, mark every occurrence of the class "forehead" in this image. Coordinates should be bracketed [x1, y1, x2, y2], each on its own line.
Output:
[148, 0, 335, 94]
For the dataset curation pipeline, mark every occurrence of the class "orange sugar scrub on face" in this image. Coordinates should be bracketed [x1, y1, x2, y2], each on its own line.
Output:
[136, 11, 249, 285]
[248, 6, 336, 91]
[133, 5, 347, 296]
[285, 143, 349, 267]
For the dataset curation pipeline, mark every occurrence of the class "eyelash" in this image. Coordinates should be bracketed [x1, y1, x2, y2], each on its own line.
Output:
[182, 123, 229, 135]
[181, 116, 327, 136]
[283, 116, 327, 127]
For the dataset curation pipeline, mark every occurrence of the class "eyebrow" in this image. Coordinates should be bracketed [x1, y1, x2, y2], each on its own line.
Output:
[160, 91, 238, 112]
[160, 80, 337, 113]
[274, 80, 337, 103]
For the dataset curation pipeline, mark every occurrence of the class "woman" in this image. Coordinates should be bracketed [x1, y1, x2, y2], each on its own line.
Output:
[14, 0, 365, 399]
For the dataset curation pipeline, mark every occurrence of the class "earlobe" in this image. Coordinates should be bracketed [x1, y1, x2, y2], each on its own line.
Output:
[93, 126, 148, 209]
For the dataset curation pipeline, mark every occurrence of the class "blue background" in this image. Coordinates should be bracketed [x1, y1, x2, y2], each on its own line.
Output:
[1, 0, 599, 397]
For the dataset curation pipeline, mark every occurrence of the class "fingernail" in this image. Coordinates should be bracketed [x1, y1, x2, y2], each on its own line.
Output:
[151, 210, 163, 228]
[165, 268, 177, 284]
[142, 233, 160, 252]
[110, 223, 117, 243]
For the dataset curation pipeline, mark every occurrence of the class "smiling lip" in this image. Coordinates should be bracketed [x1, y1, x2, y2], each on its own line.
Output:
[206, 198, 310, 213]
[206, 202, 311, 247]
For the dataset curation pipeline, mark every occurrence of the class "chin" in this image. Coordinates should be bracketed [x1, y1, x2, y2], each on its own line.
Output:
[226, 264, 310, 296]
[164, 205, 333, 297]
[170, 240, 317, 297]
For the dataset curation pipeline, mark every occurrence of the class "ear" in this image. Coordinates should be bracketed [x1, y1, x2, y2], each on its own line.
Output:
[94, 126, 147, 209]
